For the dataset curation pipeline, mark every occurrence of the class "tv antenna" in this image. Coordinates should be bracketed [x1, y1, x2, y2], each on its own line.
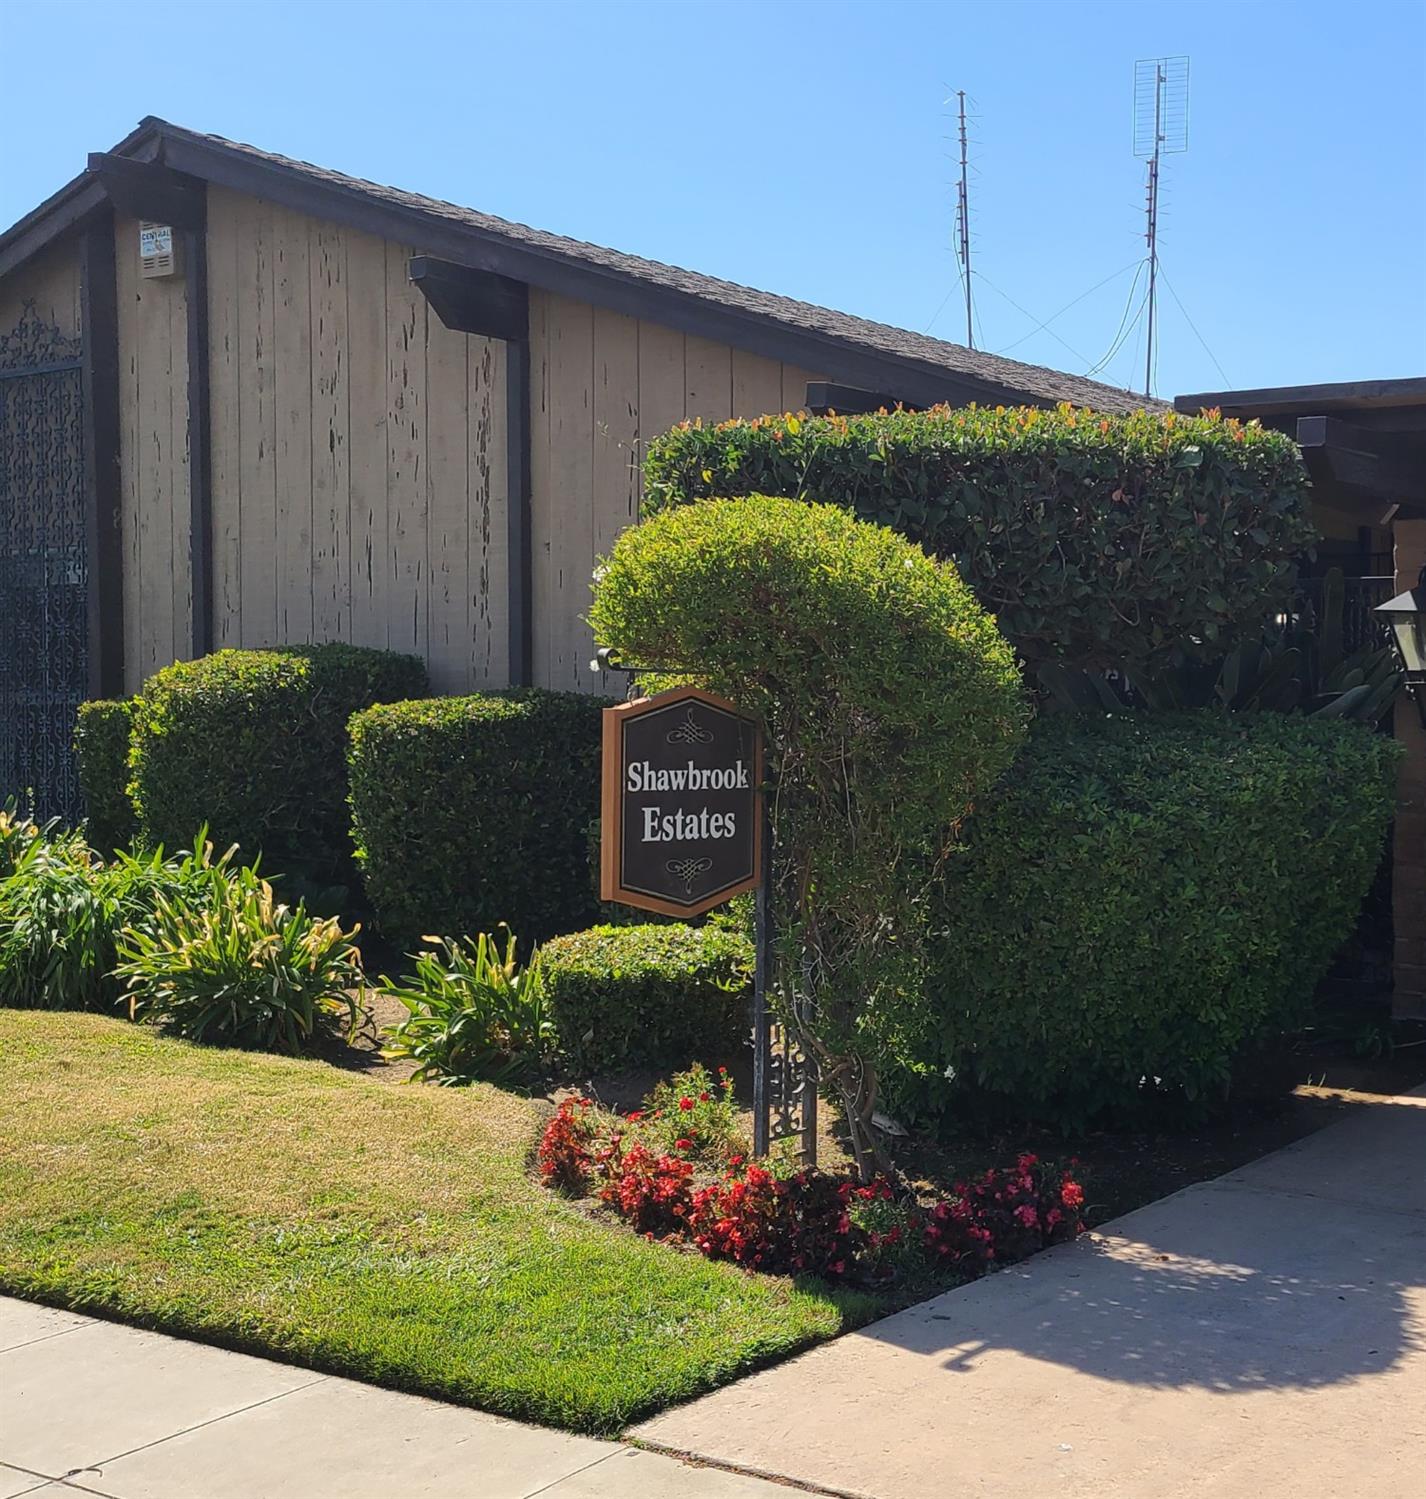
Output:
[955, 89, 974, 348]
[1133, 56, 1189, 396]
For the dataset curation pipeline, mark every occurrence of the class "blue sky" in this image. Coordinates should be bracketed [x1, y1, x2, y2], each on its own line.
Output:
[5, 0, 1422, 400]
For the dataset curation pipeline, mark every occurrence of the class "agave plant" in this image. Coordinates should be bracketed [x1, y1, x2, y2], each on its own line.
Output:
[1037, 567, 1402, 725]
[381, 928, 553, 1085]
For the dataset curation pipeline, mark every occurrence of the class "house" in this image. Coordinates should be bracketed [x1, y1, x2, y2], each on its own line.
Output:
[1175, 378, 1426, 1021]
[0, 117, 1149, 819]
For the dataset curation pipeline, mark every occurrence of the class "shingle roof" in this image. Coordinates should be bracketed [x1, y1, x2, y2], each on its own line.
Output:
[134, 118, 1161, 416]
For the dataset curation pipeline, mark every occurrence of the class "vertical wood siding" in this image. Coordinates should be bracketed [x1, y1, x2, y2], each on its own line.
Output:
[13, 190, 821, 700]
[0, 240, 82, 338]
[205, 189, 509, 693]
[114, 214, 192, 693]
[528, 288, 823, 692]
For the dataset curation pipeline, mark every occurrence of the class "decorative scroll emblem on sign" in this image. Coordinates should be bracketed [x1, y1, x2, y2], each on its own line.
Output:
[601, 687, 763, 918]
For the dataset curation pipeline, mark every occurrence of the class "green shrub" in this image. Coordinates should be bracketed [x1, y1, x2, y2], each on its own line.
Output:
[540, 923, 753, 1072]
[890, 711, 1401, 1128]
[73, 699, 137, 854]
[129, 645, 426, 891]
[644, 405, 1314, 674]
[348, 690, 609, 946]
[116, 862, 362, 1053]
[381, 930, 553, 1085]
[0, 833, 229, 1012]
[589, 495, 1026, 1176]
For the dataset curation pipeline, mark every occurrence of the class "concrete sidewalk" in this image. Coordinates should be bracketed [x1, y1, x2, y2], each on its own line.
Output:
[637, 1087, 1426, 1499]
[6, 1097, 1423, 1499]
[0, 1300, 784, 1499]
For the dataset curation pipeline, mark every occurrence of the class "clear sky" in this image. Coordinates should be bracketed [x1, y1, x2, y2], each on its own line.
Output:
[4, 0, 1423, 401]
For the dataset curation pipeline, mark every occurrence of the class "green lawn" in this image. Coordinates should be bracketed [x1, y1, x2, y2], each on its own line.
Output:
[0, 1012, 871, 1433]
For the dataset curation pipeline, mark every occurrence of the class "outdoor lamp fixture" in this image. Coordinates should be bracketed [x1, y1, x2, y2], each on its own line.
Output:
[1377, 565, 1426, 728]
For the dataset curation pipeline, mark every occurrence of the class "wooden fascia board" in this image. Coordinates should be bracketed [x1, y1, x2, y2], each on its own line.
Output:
[0, 177, 109, 281]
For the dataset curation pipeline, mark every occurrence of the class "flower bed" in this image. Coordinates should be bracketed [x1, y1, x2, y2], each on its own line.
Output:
[537, 1069, 1086, 1286]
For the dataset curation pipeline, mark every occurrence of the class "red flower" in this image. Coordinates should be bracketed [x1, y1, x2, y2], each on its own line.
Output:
[674, 1138, 693, 1151]
[678, 1097, 695, 1112]
[1061, 1180, 1085, 1210]
[698, 1091, 711, 1102]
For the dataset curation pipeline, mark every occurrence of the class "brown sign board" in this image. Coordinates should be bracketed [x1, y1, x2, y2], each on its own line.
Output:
[601, 686, 763, 918]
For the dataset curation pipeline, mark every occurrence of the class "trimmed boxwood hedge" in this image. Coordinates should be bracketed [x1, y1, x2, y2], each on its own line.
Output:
[540, 923, 753, 1072]
[889, 710, 1400, 1128]
[644, 405, 1314, 674]
[348, 690, 610, 946]
[130, 645, 426, 887]
[73, 699, 136, 854]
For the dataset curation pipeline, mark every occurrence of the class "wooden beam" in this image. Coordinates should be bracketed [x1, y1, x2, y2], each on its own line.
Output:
[184, 189, 213, 658]
[86, 154, 206, 232]
[805, 381, 912, 416]
[80, 210, 123, 698]
[408, 256, 528, 342]
[1296, 414, 1426, 506]
[506, 337, 532, 687]
[405, 256, 533, 683]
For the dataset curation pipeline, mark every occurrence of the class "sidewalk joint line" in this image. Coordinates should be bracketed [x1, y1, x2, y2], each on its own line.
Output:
[0, 1322, 98, 1358]
[628, 1439, 874, 1499]
[518, 1448, 620, 1498]
[53, 1478, 123, 1499]
[69, 1373, 331, 1479]
[0, 1464, 69, 1499]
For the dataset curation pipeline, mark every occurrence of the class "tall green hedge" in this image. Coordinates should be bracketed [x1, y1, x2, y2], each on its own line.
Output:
[644, 405, 1314, 674]
[130, 645, 426, 887]
[348, 690, 610, 945]
[889, 711, 1400, 1128]
[73, 699, 136, 854]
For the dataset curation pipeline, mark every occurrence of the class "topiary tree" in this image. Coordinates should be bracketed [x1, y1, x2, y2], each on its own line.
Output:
[590, 495, 1027, 1178]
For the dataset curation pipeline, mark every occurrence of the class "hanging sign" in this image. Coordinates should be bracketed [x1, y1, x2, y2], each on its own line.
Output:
[601, 686, 763, 917]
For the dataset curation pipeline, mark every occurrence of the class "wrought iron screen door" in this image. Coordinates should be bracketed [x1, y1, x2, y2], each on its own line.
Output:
[0, 304, 87, 821]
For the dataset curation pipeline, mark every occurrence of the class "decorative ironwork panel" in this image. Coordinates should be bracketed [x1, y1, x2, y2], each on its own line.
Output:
[760, 1015, 818, 1161]
[0, 304, 87, 822]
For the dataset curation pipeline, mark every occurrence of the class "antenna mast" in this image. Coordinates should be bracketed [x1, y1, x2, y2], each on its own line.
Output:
[955, 89, 974, 349]
[1133, 57, 1189, 396]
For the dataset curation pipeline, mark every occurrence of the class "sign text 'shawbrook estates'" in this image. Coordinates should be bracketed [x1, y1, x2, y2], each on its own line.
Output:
[600, 687, 763, 917]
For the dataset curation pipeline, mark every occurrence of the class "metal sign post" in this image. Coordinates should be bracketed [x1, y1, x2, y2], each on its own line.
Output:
[599, 674, 816, 1165]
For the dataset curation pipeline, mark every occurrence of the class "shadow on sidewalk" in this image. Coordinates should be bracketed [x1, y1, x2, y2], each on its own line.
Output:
[869, 1097, 1426, 1394]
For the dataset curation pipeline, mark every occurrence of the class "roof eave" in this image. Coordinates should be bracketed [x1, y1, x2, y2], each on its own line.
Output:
[1176, 377, 1426, 419]
[1, 116, 1151, 414]
[0, 121, 163, 281]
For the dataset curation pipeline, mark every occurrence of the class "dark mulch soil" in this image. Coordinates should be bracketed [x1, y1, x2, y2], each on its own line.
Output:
[319, 989, 1426, 1235]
